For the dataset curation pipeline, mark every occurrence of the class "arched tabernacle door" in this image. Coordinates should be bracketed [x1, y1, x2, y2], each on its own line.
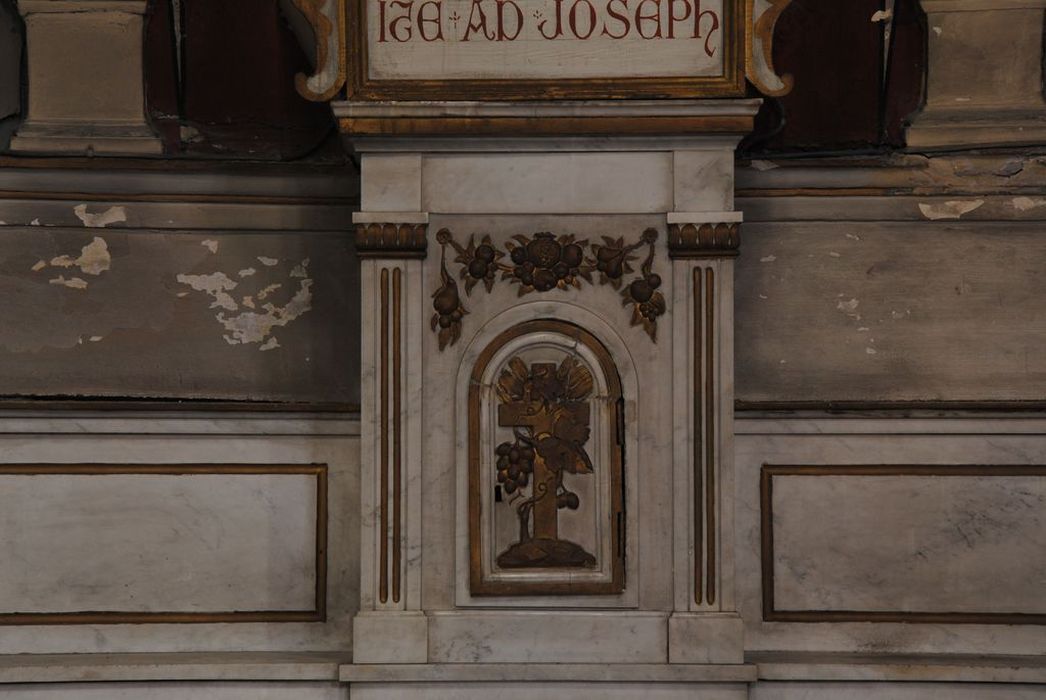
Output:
[468, 319, 625, 597]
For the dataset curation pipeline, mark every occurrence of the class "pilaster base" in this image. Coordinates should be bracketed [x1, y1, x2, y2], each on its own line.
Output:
[669, 612, 745, 665]
[906, 111, 1046, 150]
[353, 612, 429, 664]
[11, 122, 162, 156]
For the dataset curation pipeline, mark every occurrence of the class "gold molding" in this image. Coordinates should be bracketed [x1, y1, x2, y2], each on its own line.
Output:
[293, 0, 348, 101]
[760, 464, 1046, 625]
[349, 0, 746, 101]
[704, 267, 716, 605]
[693, 268, 704, 606]
[668, 222, 741, 258]
[0, 464, 328, 626]
[379, 268, 390, 604]
[355, 223, 428, 259]
[391, 267, 403, 605]
[744, 0, 794, 97]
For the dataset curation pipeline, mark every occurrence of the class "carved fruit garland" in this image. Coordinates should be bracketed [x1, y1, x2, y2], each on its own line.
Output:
[431, 228, 665, 348]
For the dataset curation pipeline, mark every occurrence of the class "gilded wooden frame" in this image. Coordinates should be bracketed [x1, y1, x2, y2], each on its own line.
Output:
[761, 464, 1046, 625]
[468, 320, 625, 596]
[349, 0, 747, 100]
[0, 464, 328, 625]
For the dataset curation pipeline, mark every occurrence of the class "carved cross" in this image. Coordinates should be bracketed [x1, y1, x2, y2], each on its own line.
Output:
[497, 363, 591, 543]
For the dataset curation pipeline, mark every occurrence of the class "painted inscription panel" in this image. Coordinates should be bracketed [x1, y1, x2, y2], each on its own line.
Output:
[354, 0, 743, 97]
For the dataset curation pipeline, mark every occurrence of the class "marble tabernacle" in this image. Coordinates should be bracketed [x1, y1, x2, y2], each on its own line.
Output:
[5, 1, 1046, 699]
[341, 100, 757, 695]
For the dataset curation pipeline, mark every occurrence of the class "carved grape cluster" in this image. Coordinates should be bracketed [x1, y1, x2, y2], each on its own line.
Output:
[495, 439, 535, 494]
[431, 228, 666, 348]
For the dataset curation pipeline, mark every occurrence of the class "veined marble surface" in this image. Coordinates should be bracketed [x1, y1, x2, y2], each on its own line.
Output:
[735, 419, 1046, 656]
[771, 472, 1046, 614]
[0, 428, 358, 655]
[0, 682, 347, 700]
[0, 472, 317, 613]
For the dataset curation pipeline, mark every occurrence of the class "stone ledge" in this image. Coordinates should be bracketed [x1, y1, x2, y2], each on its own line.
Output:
[0, 653, 351, 684]
[339, 663, 757, 683]
[750, 652, 1046, 684]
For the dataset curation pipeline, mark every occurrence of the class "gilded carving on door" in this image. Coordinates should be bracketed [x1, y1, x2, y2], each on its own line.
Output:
[468, 319, 625, 596]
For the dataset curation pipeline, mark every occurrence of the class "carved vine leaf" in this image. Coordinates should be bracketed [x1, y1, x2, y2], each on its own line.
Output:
[432, 228, 665, 349]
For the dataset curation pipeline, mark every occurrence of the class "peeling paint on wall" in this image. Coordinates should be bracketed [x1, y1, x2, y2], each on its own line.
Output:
[73, 204, 127, 229]
[918, 199, 985, 220]
[49, 276, 88, 290]
[30, 237, 112, 290]
[175, 272, 239, 311]
[1013, 196, 1046, 212]
[257, 256, 279, 266]
[49, 237, 112, 276]
[177, 259, 314, 351]
[0, 230, 357, 402]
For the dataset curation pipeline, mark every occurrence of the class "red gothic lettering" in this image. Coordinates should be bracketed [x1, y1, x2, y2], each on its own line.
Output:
[694, 1, 720, 55]
[634, 0, 663, 39]
[384, 0, 415, 41]
[496, 0, 524, 40]
[601, 0, 630, 38]
[463, 0, 496, 40]
[568, 0, 598, 39]
[417, 0, 444, 41]
[538, 0, 565, 39]
[667, 0, 691, 38]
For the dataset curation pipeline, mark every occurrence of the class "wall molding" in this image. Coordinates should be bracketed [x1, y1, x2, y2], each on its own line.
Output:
[0, 464, 329, 626]
[760, 464, 1046, 625]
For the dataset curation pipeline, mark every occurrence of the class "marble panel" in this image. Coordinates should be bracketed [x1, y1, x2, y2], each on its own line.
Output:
[767, 469, 1046, 616]
[0, 429, 358, 654]
[428, 611, 668, 663]
[0, 682, 347, 700]
[750, 681, 1046, 700]
[420, 153, 673, 214]
[361, 155, 423, 212]
[674, 151, 734, 212]
[734, 418, 1046, 656]
[0, 468, 319, 615]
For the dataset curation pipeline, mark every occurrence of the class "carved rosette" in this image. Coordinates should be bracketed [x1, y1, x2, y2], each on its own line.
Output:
[431, 228, 667, 348]
[355, 223, 428, 259]
[667, 222, 741, 259]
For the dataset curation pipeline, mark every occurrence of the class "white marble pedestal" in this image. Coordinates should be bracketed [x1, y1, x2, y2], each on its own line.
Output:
[340, 99, 758, 696]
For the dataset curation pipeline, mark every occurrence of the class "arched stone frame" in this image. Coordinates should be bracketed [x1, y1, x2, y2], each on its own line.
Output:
[454, 301, 641, 607]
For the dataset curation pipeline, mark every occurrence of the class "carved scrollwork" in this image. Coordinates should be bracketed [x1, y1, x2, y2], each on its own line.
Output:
[291, 0, 347, 101]
[746, 0, 795, 97]
[430, 228, 666, 349]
